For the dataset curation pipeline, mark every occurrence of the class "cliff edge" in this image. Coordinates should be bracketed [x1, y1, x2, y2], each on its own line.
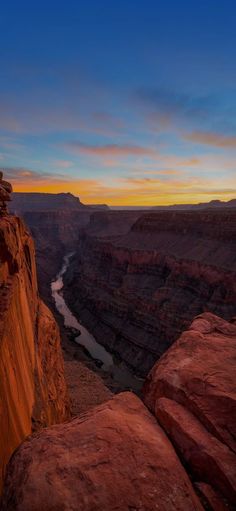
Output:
[0, 215, 70, 491]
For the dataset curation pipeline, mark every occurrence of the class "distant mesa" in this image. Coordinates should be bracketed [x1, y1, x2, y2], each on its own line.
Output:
[111, 198, 236, 210]
[10, 192, 85, 213]
[86, 203, 110, 210]
[151, 198, 236, 210]
[10, 192, 110, 213]
[0, 172, 13, 216]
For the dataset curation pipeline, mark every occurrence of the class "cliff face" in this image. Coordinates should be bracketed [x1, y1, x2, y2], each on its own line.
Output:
[64, 210, 236, 376]
[19, 210, 92, 306]
[0, 216, 70, 491]
[2, 313, 235, 510]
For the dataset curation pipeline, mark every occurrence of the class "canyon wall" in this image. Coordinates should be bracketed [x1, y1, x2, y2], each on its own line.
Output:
[17, 210, 92, 306]
[0, 215, 70, 491]
[16, 208, 143, 309]
[64, 209, 236, 376]
[9, 192, 94, 306]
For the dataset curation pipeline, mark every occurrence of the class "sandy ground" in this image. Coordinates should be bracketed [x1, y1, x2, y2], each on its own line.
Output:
[64, 360, 112, 416]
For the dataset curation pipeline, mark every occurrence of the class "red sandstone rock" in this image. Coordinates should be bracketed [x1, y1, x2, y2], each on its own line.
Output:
[195, 482, 229, 511]
[1, 392, 204, 511]
[0, 216, 70, 491]
[143, 312, 236, 506]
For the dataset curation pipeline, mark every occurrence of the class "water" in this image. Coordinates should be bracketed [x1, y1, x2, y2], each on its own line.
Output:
[51, 253, 143, 391]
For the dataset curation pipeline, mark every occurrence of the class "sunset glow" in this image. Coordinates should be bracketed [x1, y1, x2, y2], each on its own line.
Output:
[1, 1, 236, 205]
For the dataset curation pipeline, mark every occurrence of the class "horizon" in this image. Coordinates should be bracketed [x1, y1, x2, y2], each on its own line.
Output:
[10, 189, 236, 209]
[1, 1, 236, 205]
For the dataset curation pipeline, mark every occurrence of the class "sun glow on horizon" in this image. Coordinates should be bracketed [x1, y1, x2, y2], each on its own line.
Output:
[12, 177, 236, 207]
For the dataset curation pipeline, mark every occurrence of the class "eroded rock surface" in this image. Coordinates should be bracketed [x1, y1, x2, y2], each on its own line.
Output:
[0, 216, 70, 490]
[64, 209, 236, 376]
[1, 392, 203, 511]
[143, 312, 236, 507]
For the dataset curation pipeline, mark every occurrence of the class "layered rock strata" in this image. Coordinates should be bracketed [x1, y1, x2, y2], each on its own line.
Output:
[21, 209, 92, 306]
[0, 216, 70, 491]
[64, 209, 236, 376]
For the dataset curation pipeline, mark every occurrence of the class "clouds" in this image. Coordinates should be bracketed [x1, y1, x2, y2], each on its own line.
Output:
[4, 164, 236, 207]
[1, 167, 68, 183]
[184, 131, 236, 148]
[0, 51, 235, 207]
[63, 142, 157, 158]
[133, 88, 216, 124]
[53, 160, 74, 169]
[132, 87, 236, 148]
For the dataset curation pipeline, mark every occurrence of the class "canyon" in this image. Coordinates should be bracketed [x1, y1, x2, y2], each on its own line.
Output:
[0, 193, 235, 509]
[8, 194, 236, 381]
[64, 208, 236, 376]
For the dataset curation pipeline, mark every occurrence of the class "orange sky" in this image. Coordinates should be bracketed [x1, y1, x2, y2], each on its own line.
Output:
[12, 172, 236, 206]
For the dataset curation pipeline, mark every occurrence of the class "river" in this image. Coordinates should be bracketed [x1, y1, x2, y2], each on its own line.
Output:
[51, 253, 143, 391]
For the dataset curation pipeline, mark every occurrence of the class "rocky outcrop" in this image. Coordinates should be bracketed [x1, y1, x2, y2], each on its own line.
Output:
[64, 209, 236, 376]
[0, 172, 12, 216]
[1, 392, 204, 511]
[143, 312, 236, 508]
[1, 313, 235, 509]
[0, 216, 70, 491]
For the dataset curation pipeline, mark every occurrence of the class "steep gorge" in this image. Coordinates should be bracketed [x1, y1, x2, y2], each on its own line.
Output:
[64, 209, 236, 376]
[0, 207, 236, 509]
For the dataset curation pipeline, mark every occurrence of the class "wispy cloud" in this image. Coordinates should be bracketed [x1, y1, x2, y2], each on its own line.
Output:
[63, 141, 157, 157]
[184, 131, 236, 148]
[1, 167, 68, 183]
[53, 160, 74, 169]
[5, 165, 236, 206]
[133, 88, 215, 121]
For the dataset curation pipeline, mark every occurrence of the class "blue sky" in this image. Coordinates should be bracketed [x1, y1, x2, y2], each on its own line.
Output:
[0, 1, 236, 204]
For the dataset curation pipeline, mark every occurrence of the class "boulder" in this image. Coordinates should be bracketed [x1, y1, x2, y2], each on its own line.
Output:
[143, 312, 236, 506]
[1, 392, 203, 511]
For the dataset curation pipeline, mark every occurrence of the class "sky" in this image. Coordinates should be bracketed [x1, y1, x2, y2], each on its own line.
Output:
[0, 0, 236, 205]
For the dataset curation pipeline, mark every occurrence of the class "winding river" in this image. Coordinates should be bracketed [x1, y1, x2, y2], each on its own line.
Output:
[51, 253, 143, 391]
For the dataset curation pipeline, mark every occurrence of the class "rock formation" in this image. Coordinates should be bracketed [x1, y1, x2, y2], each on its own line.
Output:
[143, 312, 236, 508]
[1, 392, 204, 511]
[0, 172, 12, 216]
[2, 313, 236, 509]
[9, 194, 111, 308]
[21, 209, 92, 306]
[0, 214, 70, 491]
[10, 191, 85, 211]
[63, 209, 236, 376]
